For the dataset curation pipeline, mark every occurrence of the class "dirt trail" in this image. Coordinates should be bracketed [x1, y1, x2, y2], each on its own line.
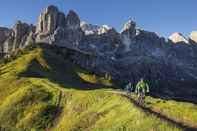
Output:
[118, 92, 197, 131]
[47, 90, 64, 131]
[48, 89, 197, 131]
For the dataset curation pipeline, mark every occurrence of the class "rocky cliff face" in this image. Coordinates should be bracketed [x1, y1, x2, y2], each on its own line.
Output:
[1, 5, 197, 101]
[36, 5, 66, 44]
[36, 6, 83, 48]
[0, 21, 35, 56]
[0, 27, 11, 54]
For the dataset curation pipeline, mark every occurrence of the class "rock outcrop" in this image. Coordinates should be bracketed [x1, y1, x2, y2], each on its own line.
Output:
[0, 27, 11, 54]
[65, 10, 80, 30]
[35, 6, 83, 48]
[80, 21, 100, 35]
[36, 5, 66, 44]
[0, 27, 10, 44]
[0, 21, 35, 56]
[56, 10, 83, 47]
[121, 20, 136, 38]
[80, 25, 121, 55]
[36, 5, 66, 34]
[120, 20, 136, 52]
[12, 21, 35, 50]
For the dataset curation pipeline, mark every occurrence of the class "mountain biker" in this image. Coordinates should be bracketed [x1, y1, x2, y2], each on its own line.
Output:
[135, 78, 149, 105]
[124, 82, 133, 95]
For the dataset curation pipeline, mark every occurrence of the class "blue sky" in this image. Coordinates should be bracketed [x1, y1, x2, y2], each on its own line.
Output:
[0, 0, 197, 37]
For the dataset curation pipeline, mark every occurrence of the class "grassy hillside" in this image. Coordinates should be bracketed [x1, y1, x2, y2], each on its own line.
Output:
[145, 96, 197, 128]
[0, 45, 195, 131]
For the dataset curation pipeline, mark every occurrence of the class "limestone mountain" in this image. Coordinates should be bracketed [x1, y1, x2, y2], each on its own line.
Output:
[0, 5, 197, 102]
[1, 5, 197, 131]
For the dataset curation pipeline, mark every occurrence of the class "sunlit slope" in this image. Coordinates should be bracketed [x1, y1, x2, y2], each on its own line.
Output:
[53, 91, 180, 131]
[0, 47, 180, 131]
[145, 96, 197, 129]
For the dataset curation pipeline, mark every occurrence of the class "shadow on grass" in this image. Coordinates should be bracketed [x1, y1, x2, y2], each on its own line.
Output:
[18, 45, 113, 90]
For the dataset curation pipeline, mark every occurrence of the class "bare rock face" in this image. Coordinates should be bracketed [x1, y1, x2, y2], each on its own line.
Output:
[80, 21, 100, 35]
[55, 10, 83, 47]
[24, 31, 36, 47]
[36, 5, 65, 34]
[120, 20, 136, 52]
[36, 5, 66, 44]
[121, 20, 136, 38]
[0, 27, 11, 44]
[0, 27, 11, 54]
[35, 6, 83, 48]
[97, 25, 112, 35]
[2, 35, 14, 54]
[119, 20, 167, 55]
[65, 10, 80, 30]
[81, 22, 116, 36]
[80, 24, 121, 55]
[12, 21, 35, 50]
[1, 21, 35, 55]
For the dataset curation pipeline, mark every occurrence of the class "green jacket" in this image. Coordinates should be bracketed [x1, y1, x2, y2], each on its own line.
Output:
[135, 80, 149, 94]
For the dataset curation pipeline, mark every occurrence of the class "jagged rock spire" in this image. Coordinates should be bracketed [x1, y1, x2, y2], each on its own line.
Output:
[120, 20, 136, 52]
[36, 5, 66, 34]
[121, 19, 136, 39]
[80, 21, 100, 35]
[0, 27, 10, 44]
[66, 10, 80, 30]
[122, 20, 136, 32]
[13, 21, 30, 41]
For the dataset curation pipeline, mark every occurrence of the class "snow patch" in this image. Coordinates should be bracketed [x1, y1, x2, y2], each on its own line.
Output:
[169, 32, 189, 43]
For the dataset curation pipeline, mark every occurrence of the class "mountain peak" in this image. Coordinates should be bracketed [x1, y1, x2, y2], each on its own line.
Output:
[189, 31, 197, 43]
[66, 10, 80, 29]
[80, 21, 100, 35]
[45, 5, 59, 13]
[169, 32, 189, 43]
[121, 19, 136, 33]
[36, 5, 62, 34]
